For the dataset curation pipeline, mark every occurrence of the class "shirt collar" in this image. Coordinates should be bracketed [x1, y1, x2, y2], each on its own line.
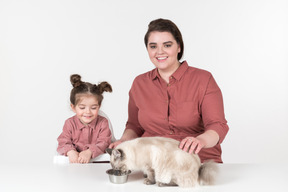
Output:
[151, 60, 189, 81]
[151, 68, 160, 80]
[73, 115, 98, 130]
[172, 60, 189, 80]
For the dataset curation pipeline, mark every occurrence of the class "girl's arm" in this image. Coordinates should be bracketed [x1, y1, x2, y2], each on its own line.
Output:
[57, 120, 76, 156]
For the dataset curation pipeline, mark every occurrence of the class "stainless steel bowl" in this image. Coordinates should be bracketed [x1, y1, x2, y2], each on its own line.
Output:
[106, 169, 131, 184]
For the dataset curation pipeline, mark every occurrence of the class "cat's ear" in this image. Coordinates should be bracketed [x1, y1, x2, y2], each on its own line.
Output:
[112, 149, 124, 159]
[106, 148, 113, 155]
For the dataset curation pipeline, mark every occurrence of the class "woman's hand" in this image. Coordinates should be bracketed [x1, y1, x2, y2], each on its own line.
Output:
[179, 130, 220, 154]
[108, 140, 123, 149]
[179, 137, 206, 154]
[67, 150, 79, 163]
[78, 149, 92, 164]
[108, 129, 139, 149]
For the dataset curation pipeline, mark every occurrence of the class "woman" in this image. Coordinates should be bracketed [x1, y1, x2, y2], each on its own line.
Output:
[110, 18, 229, 163]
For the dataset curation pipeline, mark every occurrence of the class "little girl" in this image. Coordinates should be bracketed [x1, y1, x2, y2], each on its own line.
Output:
[57, 74, 112, 163]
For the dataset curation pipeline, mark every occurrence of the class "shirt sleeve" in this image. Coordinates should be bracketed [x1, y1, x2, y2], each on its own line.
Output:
[57, 120, 76, 156]
[201, 74, 229, 144]
[125, 88, 145, 137]
[85, 118, 112, 158]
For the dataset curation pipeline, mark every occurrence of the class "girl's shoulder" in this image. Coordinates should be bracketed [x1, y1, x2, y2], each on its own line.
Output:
[97, 114, 108, 123]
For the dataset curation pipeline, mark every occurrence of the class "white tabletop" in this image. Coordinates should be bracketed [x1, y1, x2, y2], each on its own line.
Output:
[0, 163, 287, 192]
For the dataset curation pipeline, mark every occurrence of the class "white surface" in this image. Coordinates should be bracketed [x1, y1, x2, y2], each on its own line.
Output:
[0, 0, 288, 164]
[0, 163, 287, 192]
[53, 153, 110, 164]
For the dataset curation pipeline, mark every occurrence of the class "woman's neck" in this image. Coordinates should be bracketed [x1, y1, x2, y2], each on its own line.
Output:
[158, 61, 180, 84]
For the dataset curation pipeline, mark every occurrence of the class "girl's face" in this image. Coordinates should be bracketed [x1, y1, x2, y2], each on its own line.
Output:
[71, 95, 100, 125]
[147, 31, 181, 73]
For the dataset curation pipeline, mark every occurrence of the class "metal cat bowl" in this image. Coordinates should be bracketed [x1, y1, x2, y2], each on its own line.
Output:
[106, 169, 131, 184]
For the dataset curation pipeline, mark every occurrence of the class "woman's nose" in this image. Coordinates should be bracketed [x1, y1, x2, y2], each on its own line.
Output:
[157, 46, 164, 54]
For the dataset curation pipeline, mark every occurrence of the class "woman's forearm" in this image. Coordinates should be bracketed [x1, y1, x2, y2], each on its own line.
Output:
[196, 130, 220, 148]
[120, 129, 138, 141]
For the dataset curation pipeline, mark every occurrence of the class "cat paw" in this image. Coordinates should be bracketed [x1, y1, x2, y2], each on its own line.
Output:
[157, 182, 177, 187]
[144, 178, 156, 185]
[157, 182, 166, 187]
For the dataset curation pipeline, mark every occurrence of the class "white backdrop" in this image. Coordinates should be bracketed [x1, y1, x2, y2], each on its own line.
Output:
[0, 0, 287, 164]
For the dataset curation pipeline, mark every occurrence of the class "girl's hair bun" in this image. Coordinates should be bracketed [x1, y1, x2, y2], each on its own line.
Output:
[70, 74, 82, 88]
[98, 81, 113, 94]
[69, 74, 112, 106]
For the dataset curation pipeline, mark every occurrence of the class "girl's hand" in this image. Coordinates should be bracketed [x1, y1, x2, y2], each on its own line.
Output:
[67, 150, 79, 163]
[78, 149, 92, 164]
[179, 137, 206, 154]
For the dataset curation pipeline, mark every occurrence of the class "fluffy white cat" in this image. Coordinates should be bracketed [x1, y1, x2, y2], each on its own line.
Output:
[106, 137, 218, 188]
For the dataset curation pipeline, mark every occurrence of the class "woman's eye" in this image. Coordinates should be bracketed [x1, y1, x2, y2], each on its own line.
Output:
[165, 44, 172, 48]
[150, 45, 156, 49]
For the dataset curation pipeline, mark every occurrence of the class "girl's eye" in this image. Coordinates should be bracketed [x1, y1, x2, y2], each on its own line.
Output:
[91, 105, 99, 110]
[165, 44, 172, 48]
[79, 107, 85, 110]
[149, 45, 156, 49]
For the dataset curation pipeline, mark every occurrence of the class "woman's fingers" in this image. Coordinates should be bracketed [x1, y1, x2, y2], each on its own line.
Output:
[179, 137, 203, 154]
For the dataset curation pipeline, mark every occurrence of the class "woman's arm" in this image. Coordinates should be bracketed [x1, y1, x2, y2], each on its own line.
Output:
[179, 74, 228, 154]
[179, 130, 219, 154]
[108, 129, 138, 149]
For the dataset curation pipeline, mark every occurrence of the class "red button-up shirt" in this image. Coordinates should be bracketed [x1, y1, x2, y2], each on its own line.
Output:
[125, 61, 229, 163]
[57, 115, 112, 158]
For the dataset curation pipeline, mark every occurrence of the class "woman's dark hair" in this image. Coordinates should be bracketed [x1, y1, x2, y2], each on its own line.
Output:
[70, 74, 112, 106]
[144, 18, 184, 61]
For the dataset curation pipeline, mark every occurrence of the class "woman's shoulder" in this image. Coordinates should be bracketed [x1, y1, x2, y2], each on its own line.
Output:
[132, 68, 157, 85]
[187, 65, 212, 78]
[135, 68, 156, 80]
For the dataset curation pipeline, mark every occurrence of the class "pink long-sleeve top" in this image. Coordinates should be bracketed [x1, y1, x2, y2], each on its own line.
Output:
[125, 61, 229, 163]
[57, 115, 112, 158]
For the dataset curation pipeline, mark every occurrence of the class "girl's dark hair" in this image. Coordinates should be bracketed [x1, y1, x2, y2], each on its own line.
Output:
[70, 74, 112, 106]
[144, 18, 184, 61]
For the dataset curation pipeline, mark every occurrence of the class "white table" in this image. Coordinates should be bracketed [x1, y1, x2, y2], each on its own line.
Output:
[0, 163, 287, 192]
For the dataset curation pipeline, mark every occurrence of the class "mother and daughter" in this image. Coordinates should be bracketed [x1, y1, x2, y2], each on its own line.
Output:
[57, 18, 229, 164]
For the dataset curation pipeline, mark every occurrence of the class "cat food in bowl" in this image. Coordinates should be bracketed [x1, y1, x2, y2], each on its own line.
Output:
[106, 169, 131, 184]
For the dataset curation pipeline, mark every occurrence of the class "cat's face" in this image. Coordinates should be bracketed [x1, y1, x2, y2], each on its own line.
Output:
[106, 148, 128, 173]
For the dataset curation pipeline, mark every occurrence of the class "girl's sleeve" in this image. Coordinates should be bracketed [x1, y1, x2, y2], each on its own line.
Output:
[57, 120, 76, 156]
[86, 118, 112, 158]
[201, 75, 229, 144]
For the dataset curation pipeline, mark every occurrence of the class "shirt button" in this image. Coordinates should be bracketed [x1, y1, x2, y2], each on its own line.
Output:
[169, 130, 174, 134]
[164, 117, 168, 121]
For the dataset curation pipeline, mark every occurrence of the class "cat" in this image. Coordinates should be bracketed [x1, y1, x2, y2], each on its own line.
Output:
[106, 136, 218, 188]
